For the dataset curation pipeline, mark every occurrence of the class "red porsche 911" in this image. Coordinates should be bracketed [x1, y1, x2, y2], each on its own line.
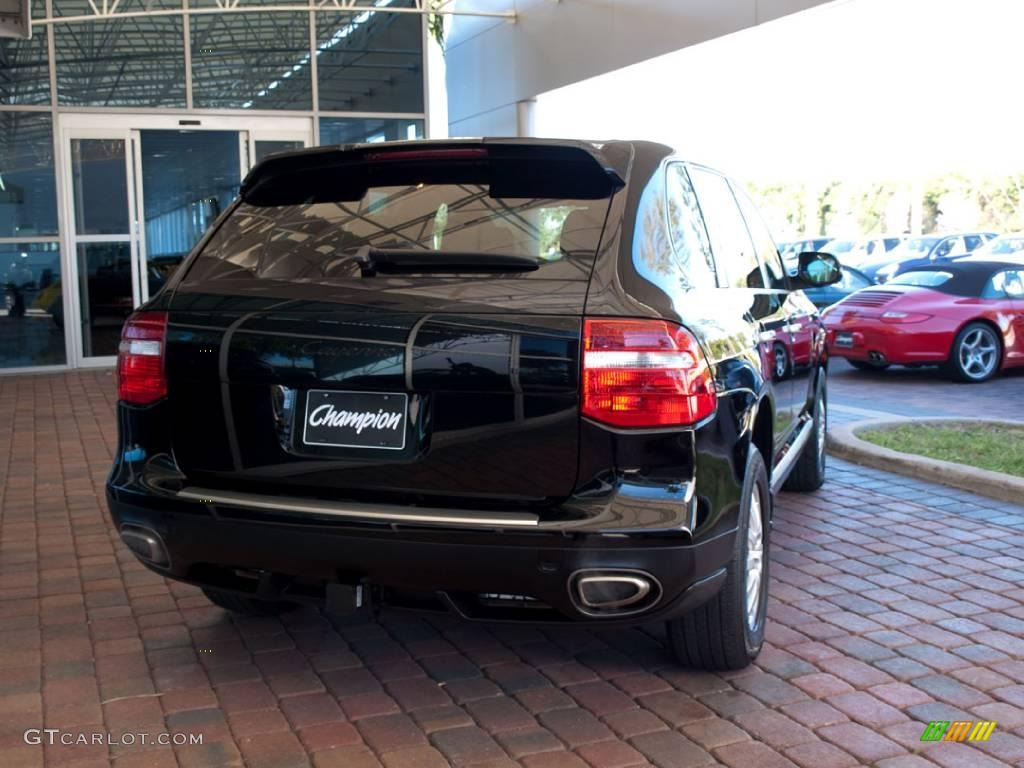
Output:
[823, 261, 1024, 382]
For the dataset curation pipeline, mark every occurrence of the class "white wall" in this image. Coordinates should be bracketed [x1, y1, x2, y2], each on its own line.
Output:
[446, 0, 834, 137]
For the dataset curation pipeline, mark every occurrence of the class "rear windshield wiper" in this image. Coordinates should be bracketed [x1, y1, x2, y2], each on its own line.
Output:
[347, 246, 539, 276]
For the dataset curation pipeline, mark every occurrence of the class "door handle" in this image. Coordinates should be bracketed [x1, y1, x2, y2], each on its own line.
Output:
[758, 330, 777, 343]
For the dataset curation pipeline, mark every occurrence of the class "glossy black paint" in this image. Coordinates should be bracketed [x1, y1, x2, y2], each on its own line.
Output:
[107, 139, 829, 625]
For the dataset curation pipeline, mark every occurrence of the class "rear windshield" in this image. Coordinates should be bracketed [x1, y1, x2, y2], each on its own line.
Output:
[184, 185, 612, 284]
[889, 270, 952, 287]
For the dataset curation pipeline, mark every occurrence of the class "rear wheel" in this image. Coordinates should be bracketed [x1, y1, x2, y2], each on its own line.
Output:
[667, 450, 769, 670]
[946, 322, 1001, 382]
[202, 588, 294, 617]
[847, 359, 890, 372]
[783, 373, 827, 492]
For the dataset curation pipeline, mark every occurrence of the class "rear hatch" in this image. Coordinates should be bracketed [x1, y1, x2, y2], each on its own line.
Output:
[163, 141, 628, 510]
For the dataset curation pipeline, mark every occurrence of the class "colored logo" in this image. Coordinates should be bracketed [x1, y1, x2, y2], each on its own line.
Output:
[920, 721, 996, 742]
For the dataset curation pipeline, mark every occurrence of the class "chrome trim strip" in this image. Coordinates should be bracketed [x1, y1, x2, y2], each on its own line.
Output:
[770, 417, 814, 495]
[178, 487, 540, 528]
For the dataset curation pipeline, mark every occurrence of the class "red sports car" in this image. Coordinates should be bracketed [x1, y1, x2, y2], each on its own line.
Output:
[823, 261, 1024, 382]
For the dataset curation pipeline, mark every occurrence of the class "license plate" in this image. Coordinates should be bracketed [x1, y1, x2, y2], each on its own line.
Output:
[835, 332, 854, 348]
[302, 390, 407, 450]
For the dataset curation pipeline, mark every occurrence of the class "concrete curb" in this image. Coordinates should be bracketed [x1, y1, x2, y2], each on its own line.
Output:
[827, 417, 1024, 505]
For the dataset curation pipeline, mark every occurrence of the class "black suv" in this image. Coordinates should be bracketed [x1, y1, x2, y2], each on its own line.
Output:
[108, 140, 838, 669]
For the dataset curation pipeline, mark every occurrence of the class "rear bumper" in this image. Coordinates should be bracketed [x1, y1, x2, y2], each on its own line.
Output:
[825, 323, 952, 364]
[107, 486, 734, 626]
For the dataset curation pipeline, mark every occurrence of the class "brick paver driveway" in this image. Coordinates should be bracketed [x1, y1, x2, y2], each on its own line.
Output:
[2, 371, 1023, 768]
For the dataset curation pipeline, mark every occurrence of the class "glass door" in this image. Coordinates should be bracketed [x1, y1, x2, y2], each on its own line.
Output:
[64, 132, 142, 363]
[62, 115, 311, 365]
[132, 129, 245, 304]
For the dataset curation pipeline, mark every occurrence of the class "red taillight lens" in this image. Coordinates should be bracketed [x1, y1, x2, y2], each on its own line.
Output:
[582, 318, 716, 428]
[117, 311, 168, 405]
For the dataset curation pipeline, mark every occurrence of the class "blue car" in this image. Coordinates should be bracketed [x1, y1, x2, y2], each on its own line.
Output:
[863, 232, 997, 283]
[802, 265, 874, 309]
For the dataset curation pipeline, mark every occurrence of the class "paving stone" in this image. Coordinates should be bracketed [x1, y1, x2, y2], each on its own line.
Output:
[5, 371, 1024, 768]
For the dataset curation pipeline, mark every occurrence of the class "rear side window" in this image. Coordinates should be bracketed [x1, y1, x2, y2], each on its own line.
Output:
[732, 183, 787, 289]
[665, 164, 717, 289]
[986, 269, 1024, 298]
[889, 270, 953, 287]
[689, 167, 765, 289]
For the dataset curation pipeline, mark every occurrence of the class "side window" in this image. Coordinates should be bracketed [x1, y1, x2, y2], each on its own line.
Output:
[993, 269, 1024, 299]
[1008, 270, 1024, 298]
[884, 238, 901, 251]
[934, 238, 958, 259]
[665, 164, 717, 289]
[964, 235, 982, 251]
[688, 168, 765, 289]
[732, 181, 786, 289]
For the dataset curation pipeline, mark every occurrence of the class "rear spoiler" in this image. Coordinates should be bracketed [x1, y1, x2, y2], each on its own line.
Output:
[241, 139, 630, 206]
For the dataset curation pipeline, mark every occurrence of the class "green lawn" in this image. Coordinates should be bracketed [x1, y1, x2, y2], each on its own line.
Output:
[858, 422, 1024, 478]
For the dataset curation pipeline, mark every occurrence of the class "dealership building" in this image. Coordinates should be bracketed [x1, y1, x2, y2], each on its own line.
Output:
[0, 0, 824, 373]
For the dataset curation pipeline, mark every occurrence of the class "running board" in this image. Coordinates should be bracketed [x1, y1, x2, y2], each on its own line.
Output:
[177, 487, 540, 529]
[770, 417, 814, 495]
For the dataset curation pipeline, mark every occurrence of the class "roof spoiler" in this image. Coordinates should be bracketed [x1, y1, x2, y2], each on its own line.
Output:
[240, 139, 630, 206]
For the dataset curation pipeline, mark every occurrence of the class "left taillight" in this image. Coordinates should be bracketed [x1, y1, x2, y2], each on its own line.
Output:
[117, 311, 168, 405]
[582, 318, 717, 429]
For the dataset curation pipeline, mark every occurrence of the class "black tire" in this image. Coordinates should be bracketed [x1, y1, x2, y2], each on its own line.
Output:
[666, 449, 770, 670]
[944, 321, 1001, 383]
[202, 587, 294, 616]
[847, 359, 890, 372]
[783, 372, 827, 492]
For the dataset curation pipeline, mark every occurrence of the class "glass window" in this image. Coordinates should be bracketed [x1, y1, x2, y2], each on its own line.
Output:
[690, 169, 764, 289]
[689, 169, 763, 288]
[186, 185, 613, 285]
[0, 112, 58, 238]
[191, 12, 312, 110]
[987, 270, 1024, 299]
[254, 140, 305, 164]
[964, 235, 982, 252]
[76, 241, 133, 357]
[665, 164, 716, 289]
[889, 270, 952, 287]
[0, 34, 50, 105]
[732, 182, 786, 289]
[319, 117, 424, 145]
[69, 139, 129, 235]
[55, 17, 186, 106]
[139, 130, 241, 269]
[316, 3, 424, 113]
[0, 241, 66, 368]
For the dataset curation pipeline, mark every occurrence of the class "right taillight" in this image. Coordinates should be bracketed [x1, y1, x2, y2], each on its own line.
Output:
[117, 311, 168, 405]
[582, 318, 716, 428]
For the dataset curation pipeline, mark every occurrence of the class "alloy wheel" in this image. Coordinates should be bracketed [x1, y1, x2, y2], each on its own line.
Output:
[958, 327, 998, 380]
[745, 488, 765, 632]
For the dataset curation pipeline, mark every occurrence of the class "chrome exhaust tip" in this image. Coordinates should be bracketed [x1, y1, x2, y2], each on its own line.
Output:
[569, 569, 661, 616]
[120, 525, 170, 568]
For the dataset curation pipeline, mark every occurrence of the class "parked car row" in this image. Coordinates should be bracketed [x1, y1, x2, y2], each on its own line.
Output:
[778, 231, 1024, 382]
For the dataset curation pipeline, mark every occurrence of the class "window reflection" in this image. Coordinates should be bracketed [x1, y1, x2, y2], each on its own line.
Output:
[191, 12, 312, 110]
[316, 2, 424, 113]
[0, 35, 51, 105]
[319, 117, 424, 145]
[0, 242, 65, 368]
[55, 17, 186, 107]
[0, 112, 58, 238]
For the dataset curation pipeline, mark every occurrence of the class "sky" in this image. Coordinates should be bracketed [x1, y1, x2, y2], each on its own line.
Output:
[535, 0, 1024, 185]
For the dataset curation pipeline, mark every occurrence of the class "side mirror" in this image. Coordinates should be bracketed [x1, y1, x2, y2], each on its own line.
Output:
[792, 251, 842, 288]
